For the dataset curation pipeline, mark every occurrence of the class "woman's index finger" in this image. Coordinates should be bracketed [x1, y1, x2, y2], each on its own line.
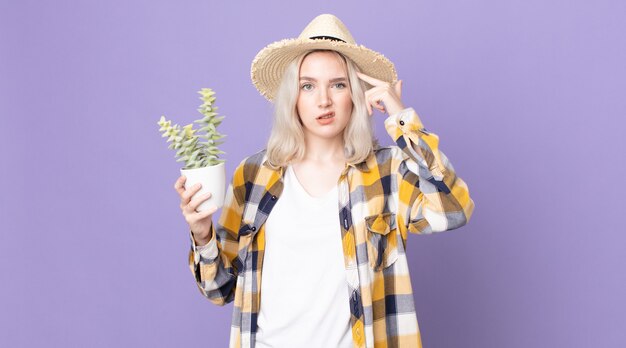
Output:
[356, 71, 385, 86]
[174, 175, 186, 192]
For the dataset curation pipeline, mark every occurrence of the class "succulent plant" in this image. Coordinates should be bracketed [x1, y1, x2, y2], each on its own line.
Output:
[158, 88, 226, 169]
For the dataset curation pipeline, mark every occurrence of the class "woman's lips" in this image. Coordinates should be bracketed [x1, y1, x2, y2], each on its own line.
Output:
[317, 112, 334, 119]
[316, 112, 335, 125]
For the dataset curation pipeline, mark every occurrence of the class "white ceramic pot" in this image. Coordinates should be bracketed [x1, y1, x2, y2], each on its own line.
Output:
[180, 162, 226, 212]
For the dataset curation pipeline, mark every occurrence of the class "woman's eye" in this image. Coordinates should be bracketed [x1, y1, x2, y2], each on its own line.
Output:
[334, 82, 347, 89]
[301, 83, 313, 91]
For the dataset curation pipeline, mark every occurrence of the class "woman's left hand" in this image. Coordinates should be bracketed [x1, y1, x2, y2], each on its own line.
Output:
[357, 72, 405, 116]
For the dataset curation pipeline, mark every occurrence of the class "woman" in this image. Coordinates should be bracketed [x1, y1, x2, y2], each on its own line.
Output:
[174, 14, 474, 348]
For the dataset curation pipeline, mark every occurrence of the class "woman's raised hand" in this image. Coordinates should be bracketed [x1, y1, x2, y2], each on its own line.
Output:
[357, 72, 404, 116]
[174, 175, 217, 245]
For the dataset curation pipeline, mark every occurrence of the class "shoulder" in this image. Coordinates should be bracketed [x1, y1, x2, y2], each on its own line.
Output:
[240, 149, 268, 168]
[231, 149, 270, 184]
[370, 145, 407, 166]
[357, 146, 413, 181]
[228, 149, 269, 201]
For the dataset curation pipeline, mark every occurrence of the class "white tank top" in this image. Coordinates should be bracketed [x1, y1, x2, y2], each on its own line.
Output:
[255, 165, 354, 348]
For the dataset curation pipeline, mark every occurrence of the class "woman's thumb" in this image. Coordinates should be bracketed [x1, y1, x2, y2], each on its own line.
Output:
[395, 80, 403, 98]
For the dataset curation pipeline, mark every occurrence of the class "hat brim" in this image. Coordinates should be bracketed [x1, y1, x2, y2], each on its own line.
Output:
[251, 38, 397, 102]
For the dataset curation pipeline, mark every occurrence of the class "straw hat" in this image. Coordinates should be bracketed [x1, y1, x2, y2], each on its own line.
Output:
[250, 14, 398, 101]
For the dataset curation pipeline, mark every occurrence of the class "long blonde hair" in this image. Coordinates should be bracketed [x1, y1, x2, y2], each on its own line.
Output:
[265, 49, 376, 168]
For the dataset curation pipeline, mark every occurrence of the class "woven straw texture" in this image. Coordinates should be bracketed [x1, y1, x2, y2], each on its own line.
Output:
[250, 14, 398, 101]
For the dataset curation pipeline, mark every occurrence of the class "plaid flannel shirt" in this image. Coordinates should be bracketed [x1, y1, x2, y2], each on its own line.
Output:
[189, 107, 475, 348]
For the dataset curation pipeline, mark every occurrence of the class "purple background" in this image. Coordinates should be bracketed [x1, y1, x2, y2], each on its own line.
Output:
[2, 1, 625, 347]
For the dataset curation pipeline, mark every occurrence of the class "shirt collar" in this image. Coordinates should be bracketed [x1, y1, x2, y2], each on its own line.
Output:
[261, 156, 371, 174]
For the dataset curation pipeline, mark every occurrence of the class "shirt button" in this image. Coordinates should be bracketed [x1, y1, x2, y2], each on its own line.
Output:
[399, 120, 405, 126]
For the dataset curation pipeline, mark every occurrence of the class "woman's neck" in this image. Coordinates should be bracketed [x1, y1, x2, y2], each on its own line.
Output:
[301, 133, 346, 163]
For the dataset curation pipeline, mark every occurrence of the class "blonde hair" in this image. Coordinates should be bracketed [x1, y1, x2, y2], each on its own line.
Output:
[266, 50, 376, 168]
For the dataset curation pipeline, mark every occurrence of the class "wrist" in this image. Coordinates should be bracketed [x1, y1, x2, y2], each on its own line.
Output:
[193, 233, 211, 246]
[192, 223, 212, 246]
[386, 102, 406, 117]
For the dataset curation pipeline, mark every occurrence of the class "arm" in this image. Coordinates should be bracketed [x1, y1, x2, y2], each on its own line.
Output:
[385, 107, 475, 233]
[188, 160, 246, 305]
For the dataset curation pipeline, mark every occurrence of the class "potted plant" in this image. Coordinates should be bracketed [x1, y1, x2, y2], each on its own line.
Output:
[158, 88, 226, 211]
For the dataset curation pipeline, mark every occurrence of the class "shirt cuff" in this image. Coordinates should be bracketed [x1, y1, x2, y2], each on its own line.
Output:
[189, 226, 218, 264]
[385, 107, 429, 136]
[384, 107, 430, 168]
[384, 107, 448, 182]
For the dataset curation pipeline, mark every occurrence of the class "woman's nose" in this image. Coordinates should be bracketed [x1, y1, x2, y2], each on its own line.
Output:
[318, 89, 332, 107]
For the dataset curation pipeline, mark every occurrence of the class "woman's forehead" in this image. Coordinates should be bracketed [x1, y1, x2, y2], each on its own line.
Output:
[299, 51, 348, 78]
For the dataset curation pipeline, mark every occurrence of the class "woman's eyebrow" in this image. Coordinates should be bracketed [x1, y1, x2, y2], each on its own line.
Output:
[299, 76, 348, 82]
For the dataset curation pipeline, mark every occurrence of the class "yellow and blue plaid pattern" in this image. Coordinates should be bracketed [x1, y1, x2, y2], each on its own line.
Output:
[189, 108, 475, 347]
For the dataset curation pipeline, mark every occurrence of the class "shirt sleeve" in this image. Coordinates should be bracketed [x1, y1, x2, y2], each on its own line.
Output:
[188, 160, 247, 305]
[385, 107, 475, 233]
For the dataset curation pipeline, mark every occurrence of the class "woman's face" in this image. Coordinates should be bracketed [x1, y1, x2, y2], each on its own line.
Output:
[296, 51, 353, 142]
